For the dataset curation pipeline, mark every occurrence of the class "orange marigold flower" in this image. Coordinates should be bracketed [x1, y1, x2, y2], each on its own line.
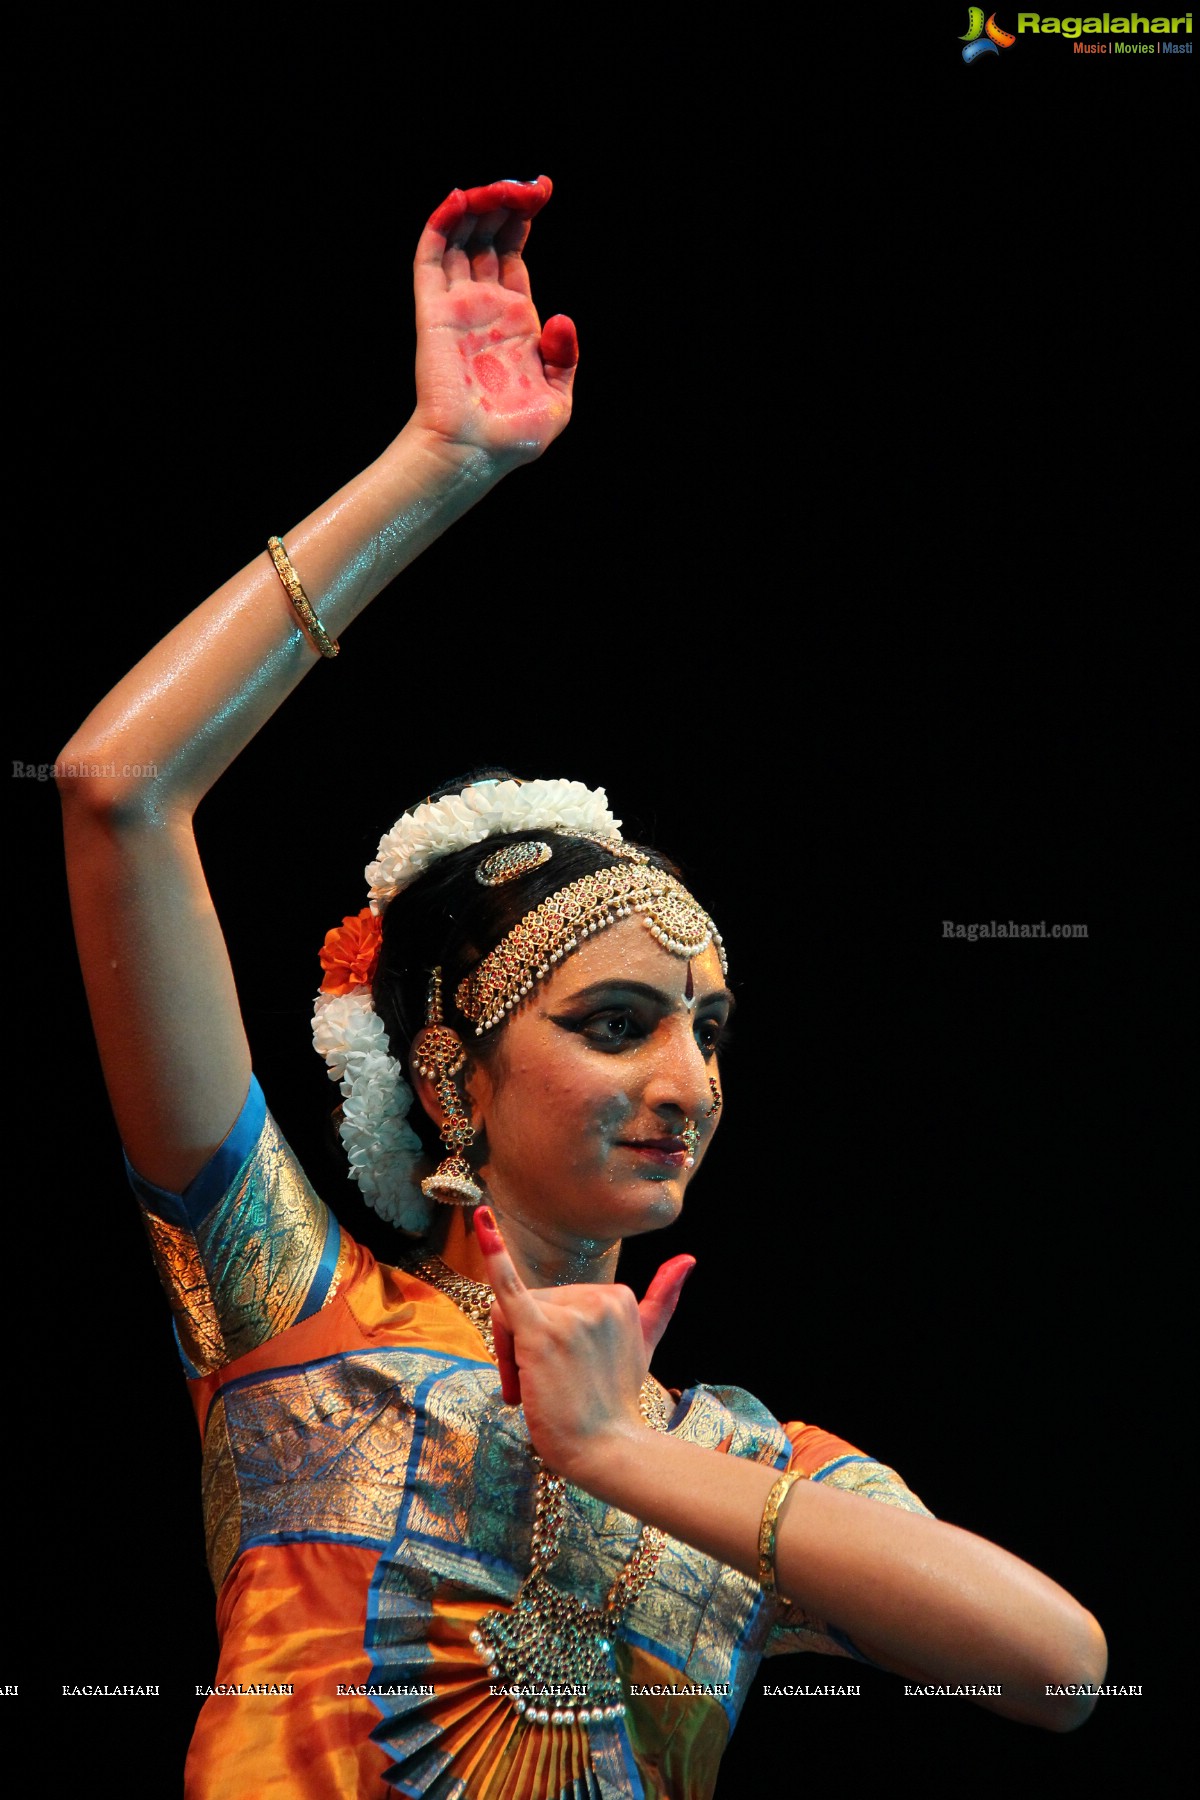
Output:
[319, 907, 383, 995]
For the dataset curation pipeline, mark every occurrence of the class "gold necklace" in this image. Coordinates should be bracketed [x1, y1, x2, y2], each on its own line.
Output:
[409, 1255, 499, 1350]
[410, 1254, 670, 1732]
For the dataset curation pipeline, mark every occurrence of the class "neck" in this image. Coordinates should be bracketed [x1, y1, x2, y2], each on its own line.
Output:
[434, 1206, 621, 1290]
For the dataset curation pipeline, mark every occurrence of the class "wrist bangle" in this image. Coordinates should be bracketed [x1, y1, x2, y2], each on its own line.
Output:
[268, 536, 340, 659]
[757, 1470, 805, 1604]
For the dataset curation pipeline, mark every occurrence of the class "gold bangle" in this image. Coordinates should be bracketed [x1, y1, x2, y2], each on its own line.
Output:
[757, 1470, 805, 1603]
[267, 536, 340, 659]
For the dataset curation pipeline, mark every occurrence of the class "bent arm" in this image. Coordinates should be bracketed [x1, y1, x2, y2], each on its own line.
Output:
[476, 1218, 1108, 1734]
[59, 426, 498, 1189]
[569, 1426, 1106, 1732]
[59, 179, 576, 1191]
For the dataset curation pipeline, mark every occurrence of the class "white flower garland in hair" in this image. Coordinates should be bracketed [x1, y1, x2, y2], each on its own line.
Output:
[365, 777, 621, 912]
[312, 987, 431, 1231]
[315, 776, 620, 1227]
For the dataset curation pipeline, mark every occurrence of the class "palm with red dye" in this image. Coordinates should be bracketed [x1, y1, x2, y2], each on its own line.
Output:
[413, 177, 578, 466]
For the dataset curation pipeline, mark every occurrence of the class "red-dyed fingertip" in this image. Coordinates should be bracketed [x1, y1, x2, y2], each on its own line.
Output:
[662, 1255, 696, 1293]
[427, 189, 466, 235]
[540, 314, 579, 369]
[474, 1206, 503, 1255]
[459, 176, 551, 218]
[501, 174, 552, 214]
[499, 1366, 522, 1405]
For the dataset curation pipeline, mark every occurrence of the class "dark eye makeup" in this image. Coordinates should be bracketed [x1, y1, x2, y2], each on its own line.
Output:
[577, 1009, 648, 1049]
[551, 1000, 731, 1058]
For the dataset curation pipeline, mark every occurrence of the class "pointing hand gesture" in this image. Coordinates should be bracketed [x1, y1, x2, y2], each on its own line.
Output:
[474, 1207, 693, 1480]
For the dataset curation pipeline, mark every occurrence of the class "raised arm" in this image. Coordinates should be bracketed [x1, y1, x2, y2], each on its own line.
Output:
[58, 179, 578, 1191]
[475, 1209, 1109, 1735]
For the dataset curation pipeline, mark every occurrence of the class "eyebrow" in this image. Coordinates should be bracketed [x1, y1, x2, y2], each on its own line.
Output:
[552, 979, 736, 1012]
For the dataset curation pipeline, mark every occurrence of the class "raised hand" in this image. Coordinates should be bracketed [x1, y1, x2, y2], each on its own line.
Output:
[412, 177, 579, 467]
[474, 1205, 693, 1480]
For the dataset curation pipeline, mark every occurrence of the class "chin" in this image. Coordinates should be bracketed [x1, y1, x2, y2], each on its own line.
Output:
[613, 1185, 686, 1236]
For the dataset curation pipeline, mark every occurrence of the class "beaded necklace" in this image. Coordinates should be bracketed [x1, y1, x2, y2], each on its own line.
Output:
[409, 1254, 671, 1732]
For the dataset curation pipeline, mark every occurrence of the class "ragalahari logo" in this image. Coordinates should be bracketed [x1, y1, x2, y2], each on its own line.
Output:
[960, 8, 1017, 59]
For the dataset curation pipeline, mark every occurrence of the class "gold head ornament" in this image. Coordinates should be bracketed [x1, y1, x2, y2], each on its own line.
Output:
[456, 860, 727, 1036]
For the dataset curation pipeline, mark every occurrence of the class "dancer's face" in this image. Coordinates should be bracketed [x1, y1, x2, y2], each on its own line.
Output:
[467, 918, 730, 1250]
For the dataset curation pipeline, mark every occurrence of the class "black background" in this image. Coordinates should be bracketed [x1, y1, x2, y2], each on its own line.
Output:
[7, 8, 1188, 1795]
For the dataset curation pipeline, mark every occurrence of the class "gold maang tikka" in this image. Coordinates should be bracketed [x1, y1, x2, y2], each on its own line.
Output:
[456, 861, 726, 1036]
[415, 969, 483, 1205]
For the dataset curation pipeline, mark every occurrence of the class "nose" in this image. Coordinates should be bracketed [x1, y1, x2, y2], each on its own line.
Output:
[640, 1018, 715, 1126]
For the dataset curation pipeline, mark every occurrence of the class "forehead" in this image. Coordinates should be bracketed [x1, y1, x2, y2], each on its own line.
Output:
[538, 915, 727, 1000]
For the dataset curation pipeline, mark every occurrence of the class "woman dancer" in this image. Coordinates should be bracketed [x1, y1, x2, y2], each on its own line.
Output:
[58, 176, 1104, 1799]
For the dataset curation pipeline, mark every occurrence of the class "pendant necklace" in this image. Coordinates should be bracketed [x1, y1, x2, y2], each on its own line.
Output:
[410, 1254, 671, 1732]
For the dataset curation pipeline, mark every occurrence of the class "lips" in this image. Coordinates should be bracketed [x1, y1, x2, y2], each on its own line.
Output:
[619, 1137, 689, 1166]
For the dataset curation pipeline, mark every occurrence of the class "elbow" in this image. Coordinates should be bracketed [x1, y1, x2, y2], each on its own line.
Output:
[55, 738, 165, 824]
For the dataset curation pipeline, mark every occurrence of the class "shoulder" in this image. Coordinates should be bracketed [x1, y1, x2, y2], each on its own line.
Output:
[127, 1075, 346, 1372]
[673, 1383, 792, 1464]
[677, 1387, 931, 1515]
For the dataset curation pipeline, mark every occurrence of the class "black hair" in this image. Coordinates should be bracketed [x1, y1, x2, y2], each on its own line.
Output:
[368, 770, 681, 1157]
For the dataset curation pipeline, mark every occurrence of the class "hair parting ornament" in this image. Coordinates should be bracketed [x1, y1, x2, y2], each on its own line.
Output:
[311, 778, 726, 1227]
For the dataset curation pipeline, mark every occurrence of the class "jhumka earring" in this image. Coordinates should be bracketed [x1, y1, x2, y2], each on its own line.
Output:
[415, 969, 484, 1206]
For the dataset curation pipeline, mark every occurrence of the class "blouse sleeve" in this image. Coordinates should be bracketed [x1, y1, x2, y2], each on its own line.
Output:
[124, 1075, 348, 1377]
[763, 1421, 934, 1661]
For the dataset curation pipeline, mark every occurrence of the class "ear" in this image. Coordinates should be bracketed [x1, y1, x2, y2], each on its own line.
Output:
[408, 1041, 494, 1135]
[461, 1055, 494, 1135]
[409, 1060, 444, 1131]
